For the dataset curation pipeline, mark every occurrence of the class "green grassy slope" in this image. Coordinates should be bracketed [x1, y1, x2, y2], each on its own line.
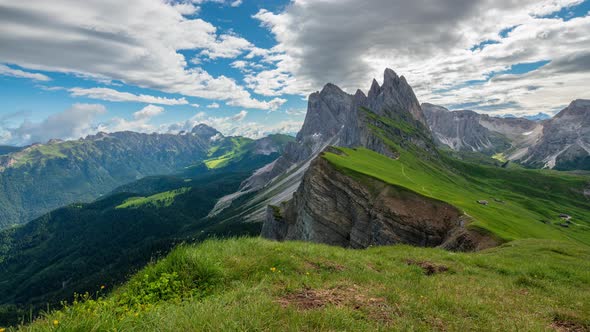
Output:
[13, 237, 590, 331]
[0, 147, 286, 325]
[324, 147, 590, 245]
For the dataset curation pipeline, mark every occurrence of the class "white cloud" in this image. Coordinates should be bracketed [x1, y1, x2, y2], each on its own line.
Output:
[69, 87, 188, 105]
[285, 108, 306, 116]
[226, 96, 286, 111]
[167, 112, 302, 139]
[231, 110, 247, 121]
[191, 103, 201, 108]
[133, 105, 164, 120]
[0, 1, 282, 110]
[0, 64, 50, 81]
[207, 102, 220, 108]
[199, 34, 252, 60]
[100, 104, 164, 133]
[1, 103, 106, 145]
[251, 0, 589, 114]
[230, 0, 242, 8]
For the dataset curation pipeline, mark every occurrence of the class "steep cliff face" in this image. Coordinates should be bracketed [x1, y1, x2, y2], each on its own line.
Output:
[262, 150, 494, 251]
[422, 100, 590, 170]
[211, 68, 430, 221]
[520, 99, 590, 170]
[422, 103, 511, 153]
[421, 103, 541, 155]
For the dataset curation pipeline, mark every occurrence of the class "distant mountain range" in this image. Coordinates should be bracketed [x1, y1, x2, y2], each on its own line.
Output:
[499, 112, 552, 121]
[422, 100, 590, 170]
[0, 132, 293, 324]
[0, 126, 293, 228]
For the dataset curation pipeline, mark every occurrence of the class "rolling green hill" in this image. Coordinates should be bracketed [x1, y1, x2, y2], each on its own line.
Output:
[323, 147, 590, 246]
[11, 238, 590, 331]
[0, 142, 290, 326]
[0, 130, 293, 229]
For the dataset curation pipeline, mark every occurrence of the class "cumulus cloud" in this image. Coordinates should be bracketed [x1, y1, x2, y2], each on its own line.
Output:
[69, 87, 188, 105]
[99, 105, 164, 133]
[231, 110, 248, 121]
[0, 0, 281, 110]
[0, 64, 50, 81]
[207, 102, 220, 108]
[167, 112, 302, 139]
[2, 103, 106, 145]
[251, 0, 589, 114]
[133, 105, 164, 120]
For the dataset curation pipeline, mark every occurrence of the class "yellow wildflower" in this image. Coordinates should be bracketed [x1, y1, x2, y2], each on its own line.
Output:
[100, 285, 105, 290]
[0, 327, 6, 332]
[270, 267, 277, 272]
[53, 319, 59, 326]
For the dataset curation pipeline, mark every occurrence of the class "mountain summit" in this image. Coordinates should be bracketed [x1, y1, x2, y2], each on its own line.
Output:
[423, 100, 590, 170]
[210, 68, 433, 222]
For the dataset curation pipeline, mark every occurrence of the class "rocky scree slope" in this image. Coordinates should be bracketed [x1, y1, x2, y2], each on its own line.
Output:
[421, 103, 542, 157]
[422, 100, 590, 170]
[520, 99, 590, 170]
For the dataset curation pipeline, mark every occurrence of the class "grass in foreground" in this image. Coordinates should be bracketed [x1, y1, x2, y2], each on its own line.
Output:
[323, 147, 590, 246]
[12, 237, 590, 331]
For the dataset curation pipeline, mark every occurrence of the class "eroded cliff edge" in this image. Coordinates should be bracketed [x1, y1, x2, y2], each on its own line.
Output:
[262, 148, 496, 251]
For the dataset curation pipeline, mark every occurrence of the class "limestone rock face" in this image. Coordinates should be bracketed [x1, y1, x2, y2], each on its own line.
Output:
[368, 69, 427, 126]
[520, 100, 590, 170]
[422, 103, 513, 153]
[211, 68, 430, 220]
[422, 100, 590, 170]
[191, 124, 221, 141]
[262, 151, 494, 251]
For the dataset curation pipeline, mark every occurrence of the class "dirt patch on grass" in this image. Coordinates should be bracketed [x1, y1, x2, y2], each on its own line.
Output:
[405, 259, 449, 275]
[277, 285, 393, 323]
[550, 320, 589, 332]
[550, 314, 590, 332]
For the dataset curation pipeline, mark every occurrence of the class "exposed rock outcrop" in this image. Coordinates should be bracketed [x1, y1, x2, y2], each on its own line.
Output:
[422, 100, 590, 170]
[210, 68, 431, 221]
[520, 99, 590, 170]
[262, 150, 495, 251]
[422, 103, 541, 155]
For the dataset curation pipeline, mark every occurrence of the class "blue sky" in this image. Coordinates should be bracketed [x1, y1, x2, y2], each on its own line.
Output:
[0, 0, 588, 145]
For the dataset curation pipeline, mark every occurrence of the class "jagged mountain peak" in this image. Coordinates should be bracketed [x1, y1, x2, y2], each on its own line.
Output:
[192, 123, 222, 140]
[319, 82, 346, 95]
[555, 99, 590, 119]
[383, 67, 399, 82]
[366, 68, 427, 125]
[210, 68, 434, 221]
[368, 78, 381, 98]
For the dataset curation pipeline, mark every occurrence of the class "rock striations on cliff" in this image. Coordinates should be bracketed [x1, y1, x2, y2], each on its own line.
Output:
[210, 68, 495, 251]
[209, 68, 433, 222]
[422, 100, 590, 170]
[261, 148, 492, 251]
[520, 99, 590, 170]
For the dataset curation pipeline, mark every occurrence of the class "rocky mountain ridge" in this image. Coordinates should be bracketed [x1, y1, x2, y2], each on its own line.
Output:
[0, 126, 291, 228]
[210, 68, 432, 223]
[422, 100, 590, 170]
[262, 148, 493, 251]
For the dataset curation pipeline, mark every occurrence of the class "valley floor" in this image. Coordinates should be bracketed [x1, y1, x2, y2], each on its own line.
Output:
[13, 237, 590, 331]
